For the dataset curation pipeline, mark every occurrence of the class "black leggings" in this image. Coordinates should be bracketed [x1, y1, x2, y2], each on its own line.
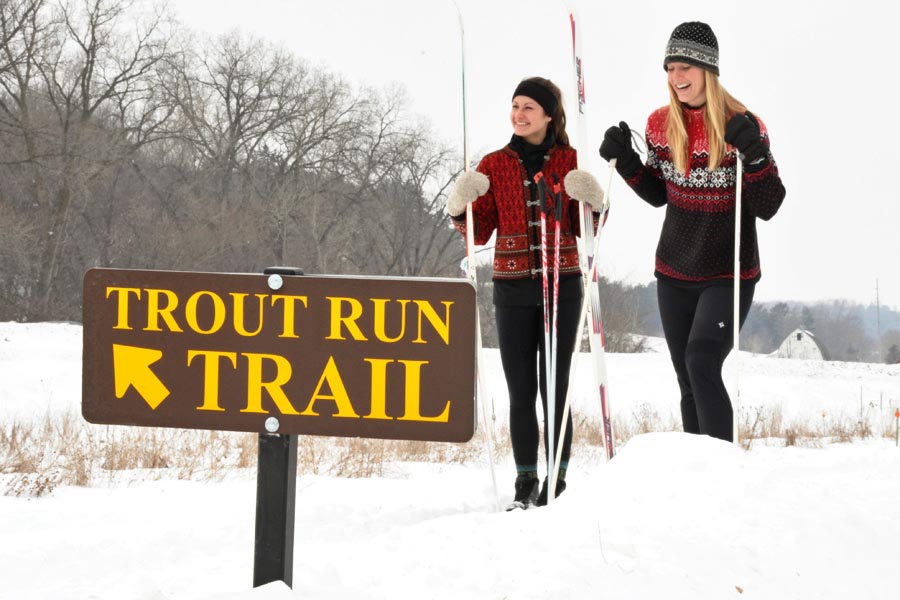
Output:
[495, 300, 581, 471]
[657, 279, 755, 442]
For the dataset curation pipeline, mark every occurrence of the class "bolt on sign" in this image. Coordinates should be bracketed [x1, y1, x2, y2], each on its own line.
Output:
[82, 269, 477, 442]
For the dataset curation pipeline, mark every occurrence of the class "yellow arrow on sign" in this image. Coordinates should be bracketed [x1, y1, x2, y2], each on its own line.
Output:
[113, 344, 170, 409]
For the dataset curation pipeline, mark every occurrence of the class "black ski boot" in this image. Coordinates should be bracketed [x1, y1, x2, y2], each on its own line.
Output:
[505, 472, 540, 511]
[536, 476, 566, 506]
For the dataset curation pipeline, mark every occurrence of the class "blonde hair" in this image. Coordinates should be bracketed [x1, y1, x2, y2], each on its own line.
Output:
[665, 71, 747, 173]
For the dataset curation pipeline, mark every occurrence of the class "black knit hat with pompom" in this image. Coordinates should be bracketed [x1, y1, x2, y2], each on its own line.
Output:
[663, 21, 719, 76]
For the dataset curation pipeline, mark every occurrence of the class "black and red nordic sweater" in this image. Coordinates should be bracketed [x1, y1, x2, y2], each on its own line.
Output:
[452, 144, 586, 281]
[624, 105, 785, 283]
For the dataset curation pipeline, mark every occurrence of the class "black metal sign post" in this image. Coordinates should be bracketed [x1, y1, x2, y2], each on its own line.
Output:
[253, 267, 303, 588]
[253, 428, 298, 587]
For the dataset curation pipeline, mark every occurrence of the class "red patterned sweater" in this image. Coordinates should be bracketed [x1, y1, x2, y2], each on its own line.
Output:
[624, 105, 785, 282]
[453, 144, 587, 280]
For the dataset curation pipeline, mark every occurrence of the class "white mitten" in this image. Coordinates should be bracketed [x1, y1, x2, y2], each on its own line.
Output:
[446, 171, 489, 217]
[563, 169, 605, 211]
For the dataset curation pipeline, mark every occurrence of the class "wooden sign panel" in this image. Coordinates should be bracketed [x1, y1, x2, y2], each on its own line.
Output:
[82, 269, 477, 442]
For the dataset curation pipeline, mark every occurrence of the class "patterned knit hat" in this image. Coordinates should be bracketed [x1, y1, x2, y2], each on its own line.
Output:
[663, 21, 719, 76]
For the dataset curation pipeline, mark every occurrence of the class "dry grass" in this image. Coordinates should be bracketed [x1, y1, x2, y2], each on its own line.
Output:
[0, 411, 493, 496]
[1, 413, 259, 496]
[3, 403, 898, 497]
[737, 403, 894, 450]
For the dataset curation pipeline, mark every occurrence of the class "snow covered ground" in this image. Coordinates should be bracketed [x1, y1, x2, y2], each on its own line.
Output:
[2, 321, 900, 599]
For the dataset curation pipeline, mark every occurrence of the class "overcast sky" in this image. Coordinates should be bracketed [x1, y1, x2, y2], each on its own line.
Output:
[173, 0, 899, 309]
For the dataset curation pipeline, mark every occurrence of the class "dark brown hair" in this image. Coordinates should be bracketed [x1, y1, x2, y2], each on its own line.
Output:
[517, 76, 569, 147]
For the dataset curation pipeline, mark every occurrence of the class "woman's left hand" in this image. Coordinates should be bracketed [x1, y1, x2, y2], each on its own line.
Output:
[563, 169, 605, 211]
[725, 113, 768, 165]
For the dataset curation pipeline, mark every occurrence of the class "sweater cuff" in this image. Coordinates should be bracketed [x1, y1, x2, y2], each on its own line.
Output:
[615, 150, 643, 179]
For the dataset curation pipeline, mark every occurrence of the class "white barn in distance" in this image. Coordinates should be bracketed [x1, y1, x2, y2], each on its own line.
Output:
[774, 328, 828, 361]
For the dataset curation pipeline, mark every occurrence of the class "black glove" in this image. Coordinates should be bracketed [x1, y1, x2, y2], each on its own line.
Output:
[599, 121, 642, 178]
[725, 112, 768, 168]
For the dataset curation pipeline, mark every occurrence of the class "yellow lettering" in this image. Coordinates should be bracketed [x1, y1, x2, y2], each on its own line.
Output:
[241, 353, 299, 415]
[231, 293, 266, 337]
[397, 359, 450, 422]
[413, 300, 452, 345]
[363, 358, 393, 420]
[187, 350, 237, 412]
[271, 294, 308, 338]
[371, 298, 409, 343]
[326, 297, 367, 341]
[185, 291, 226, 335]
[106, 287, 141, 330]
[300, 356, 359, 418]
[146, 288, 183, 332]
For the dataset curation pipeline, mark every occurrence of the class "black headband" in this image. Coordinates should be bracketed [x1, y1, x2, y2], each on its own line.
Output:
[512, 80, 557, 116]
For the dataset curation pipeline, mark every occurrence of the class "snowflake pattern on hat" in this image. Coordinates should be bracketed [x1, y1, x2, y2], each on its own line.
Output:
[664, 21, 720, 76]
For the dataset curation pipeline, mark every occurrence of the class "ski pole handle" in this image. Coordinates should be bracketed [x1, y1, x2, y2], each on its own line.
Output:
[552, 174, 564, 220]
[604, 158, 617, 213]
[534, 172, 549, 215]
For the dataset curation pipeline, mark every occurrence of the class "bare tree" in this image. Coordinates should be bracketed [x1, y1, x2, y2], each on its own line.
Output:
[807, 301, 873, 362]
[162, 31, 308, 204]
[249, 66, 368, 268]
[0, 0, 175, 317]
[246, 78, 462, 276]
[0, 3, 469, 321]
[880, 329, 900, 364]
[346, 127, 463, 277]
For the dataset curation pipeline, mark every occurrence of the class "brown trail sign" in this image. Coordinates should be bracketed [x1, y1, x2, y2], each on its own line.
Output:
[83, 268, 478, 443]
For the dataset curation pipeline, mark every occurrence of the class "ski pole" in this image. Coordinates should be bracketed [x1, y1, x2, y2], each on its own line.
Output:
[546, 175, 563, 505]
[454, 0, 500, 510]
[468, 204, 500, 510]
[534, 171, 555, 489]
[593, 160, 617, 462]
[732, 154, 743, 445]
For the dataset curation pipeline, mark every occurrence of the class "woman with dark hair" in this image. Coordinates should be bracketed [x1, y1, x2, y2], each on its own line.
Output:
[599, 22, 786, 442]
[446, 76, 605, 509]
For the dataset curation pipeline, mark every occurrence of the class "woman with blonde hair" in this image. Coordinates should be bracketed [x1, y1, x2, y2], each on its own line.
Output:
[599, 22, 785, 442]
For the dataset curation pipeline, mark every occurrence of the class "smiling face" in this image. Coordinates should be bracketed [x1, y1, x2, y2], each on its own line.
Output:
[667, 62, 707, 107]
[510, 95, 552, 144]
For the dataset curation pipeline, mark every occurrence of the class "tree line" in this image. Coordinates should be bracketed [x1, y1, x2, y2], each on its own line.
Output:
[579, 278, 900, 364]
[2, 1, 895, 365]
[0, 0, 464, 322]
[740, 299, 900, 364]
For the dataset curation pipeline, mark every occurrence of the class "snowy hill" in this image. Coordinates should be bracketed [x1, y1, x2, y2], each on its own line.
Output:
[1, 321, 899, 600]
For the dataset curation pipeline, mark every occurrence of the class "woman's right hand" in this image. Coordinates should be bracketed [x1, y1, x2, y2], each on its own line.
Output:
[599, 121, 642, 177]
[446, 171, 489, 217]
